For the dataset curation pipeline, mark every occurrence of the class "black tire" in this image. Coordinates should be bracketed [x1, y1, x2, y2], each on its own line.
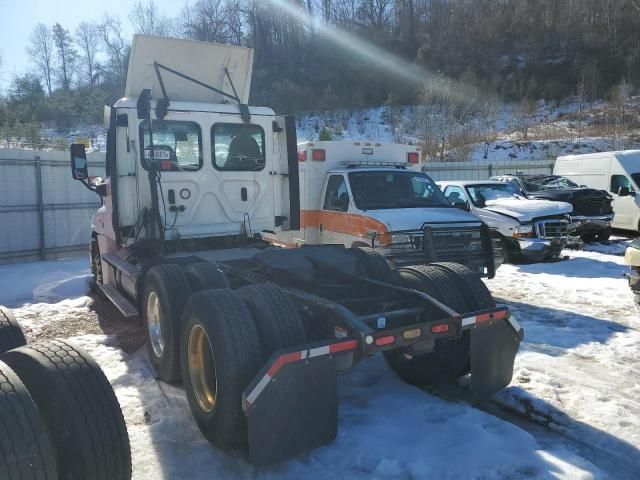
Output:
[348, 246, 391, 281]
[0, 361, 58, 480]
[580, 232, 597, 243]
[2, 340, 131, 480]
[181, 289, 263, 449]
[183, 262, 229, 292]
[430, 262, 496, 376]
[142, 264, 192, 383]
[236, 284, 307, 358]
[0, 306, 26, 355]
[597, 227, 612, 242]
[430, 262, 495, 311]
[384, 265, 470, 385]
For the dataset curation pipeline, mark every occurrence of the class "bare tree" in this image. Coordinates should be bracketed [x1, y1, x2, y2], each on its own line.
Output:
[97, 15, 129, 87]
[26, 23, 54, 95]
[129, 1, 175, 36]
[479, 94, 502, 159]
[75, 22, 100, 87]
[52, 23, 77, 90]
[421, 74, 478, 160]
[512, 98, 536, 141]
[182, 0, 234, 44]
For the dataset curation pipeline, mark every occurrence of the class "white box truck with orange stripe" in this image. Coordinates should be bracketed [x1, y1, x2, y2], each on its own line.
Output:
[262, 141, 498, 278]
[60, 35, 521, 467]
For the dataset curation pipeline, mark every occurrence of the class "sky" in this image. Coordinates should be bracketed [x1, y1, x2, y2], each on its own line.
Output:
[0, 0, 183, 90]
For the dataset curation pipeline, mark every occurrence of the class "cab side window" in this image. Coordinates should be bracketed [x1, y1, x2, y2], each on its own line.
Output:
[611, 175, 635, 194]
[323, 175, 350, 212]
[506, 179, 523, 195]
[444, 186, 468, 206]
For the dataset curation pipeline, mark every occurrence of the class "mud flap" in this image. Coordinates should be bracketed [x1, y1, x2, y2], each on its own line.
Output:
[246, 355, 338, 466]
[470, 319, 521, 402]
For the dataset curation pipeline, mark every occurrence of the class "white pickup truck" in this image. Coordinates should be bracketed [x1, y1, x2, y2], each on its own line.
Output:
[437, 180, 572, 262]
[263, 141, 498, 277]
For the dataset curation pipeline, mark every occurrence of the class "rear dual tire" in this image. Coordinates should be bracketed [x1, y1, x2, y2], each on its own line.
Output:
[142, 264, 192, 383]
[181, 285, 307, 449]
[384, 263, 495, 386]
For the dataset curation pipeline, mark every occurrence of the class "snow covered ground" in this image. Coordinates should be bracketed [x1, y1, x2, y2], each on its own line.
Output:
[1, 240, 639, 479]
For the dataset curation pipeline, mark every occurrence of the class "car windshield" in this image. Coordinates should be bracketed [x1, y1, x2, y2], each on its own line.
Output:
[348, 171, 451, 210]
[466, 184, 520, 205]
[522, 175, 579, 192]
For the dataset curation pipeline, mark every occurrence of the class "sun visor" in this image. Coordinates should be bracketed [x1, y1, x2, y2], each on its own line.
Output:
[125, 35, 254, 104]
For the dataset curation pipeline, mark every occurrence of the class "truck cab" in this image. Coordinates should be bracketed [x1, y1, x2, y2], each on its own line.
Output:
[264, 141, 497, 277]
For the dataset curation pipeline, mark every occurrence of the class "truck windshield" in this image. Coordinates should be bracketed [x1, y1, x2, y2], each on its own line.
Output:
[348, 171, 451, 210]
[632, 173, 640, 189]
[523, 176, 579, 191]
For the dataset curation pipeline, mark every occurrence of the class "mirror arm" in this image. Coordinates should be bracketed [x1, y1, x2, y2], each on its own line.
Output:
[79, 179, 97, 193]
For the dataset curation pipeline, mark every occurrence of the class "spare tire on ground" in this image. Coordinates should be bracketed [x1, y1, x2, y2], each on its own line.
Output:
[0, 360, 58, 480]
[236, 283, 307, 358]
[181, 289, 263, 449]
[183, 261, 230, 292]
[0, 306, 26, 355]
[384, 265, 470, 386]
[2, 340, 132, 480]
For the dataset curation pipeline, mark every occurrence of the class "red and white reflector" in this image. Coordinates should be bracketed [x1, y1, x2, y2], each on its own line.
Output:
[244, 339, 358, 409]
[312, 149, 326, 161]
[461, 309, 509, 328]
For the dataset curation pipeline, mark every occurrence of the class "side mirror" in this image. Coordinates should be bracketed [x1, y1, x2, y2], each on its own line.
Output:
[70, 143, 88, 180]
[618, 186, 632, 197]
[452, 200, 469, 211]
[337, 193, 350, 212]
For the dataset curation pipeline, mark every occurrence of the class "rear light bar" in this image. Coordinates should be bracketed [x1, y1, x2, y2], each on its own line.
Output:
[407, 152, 420, 164]
[312, 149, 326, 161]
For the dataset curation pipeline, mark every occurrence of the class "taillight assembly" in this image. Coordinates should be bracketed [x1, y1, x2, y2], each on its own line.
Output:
[298, 150, 307, 162]
[312, 149, 326, 161]
[407, 152, 420, 164]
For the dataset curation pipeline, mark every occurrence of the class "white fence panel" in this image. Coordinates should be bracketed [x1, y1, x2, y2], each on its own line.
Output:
[0, 149, 105, 265]
[422, 160, 555, 181]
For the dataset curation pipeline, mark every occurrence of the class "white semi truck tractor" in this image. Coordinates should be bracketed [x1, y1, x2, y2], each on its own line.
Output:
[70, 35, 523, 465]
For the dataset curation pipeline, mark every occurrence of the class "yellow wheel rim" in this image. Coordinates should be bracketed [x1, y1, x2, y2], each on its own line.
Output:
[187, 325, 217, 413]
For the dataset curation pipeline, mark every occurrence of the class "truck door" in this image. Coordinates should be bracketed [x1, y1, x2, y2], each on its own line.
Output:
[320, 174, 351, 244]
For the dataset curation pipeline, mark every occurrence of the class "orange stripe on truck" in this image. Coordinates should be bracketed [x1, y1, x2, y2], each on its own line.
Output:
[302, 210, 390, 243]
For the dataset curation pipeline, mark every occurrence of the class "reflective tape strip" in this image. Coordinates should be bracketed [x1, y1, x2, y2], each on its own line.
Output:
[462, 309, 509, 328]
[266, 351, 303, 377]
[308, 345, 331, 358]
[462, 316, 476, 327]
[244, 339, 358, 409]
[245, 374, 272, 406]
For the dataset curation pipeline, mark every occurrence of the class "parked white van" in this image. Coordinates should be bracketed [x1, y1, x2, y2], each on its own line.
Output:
[555, 151, 640, 232]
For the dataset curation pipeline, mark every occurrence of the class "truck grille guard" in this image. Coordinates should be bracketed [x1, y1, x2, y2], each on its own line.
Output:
[378, 222, 496, 278]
